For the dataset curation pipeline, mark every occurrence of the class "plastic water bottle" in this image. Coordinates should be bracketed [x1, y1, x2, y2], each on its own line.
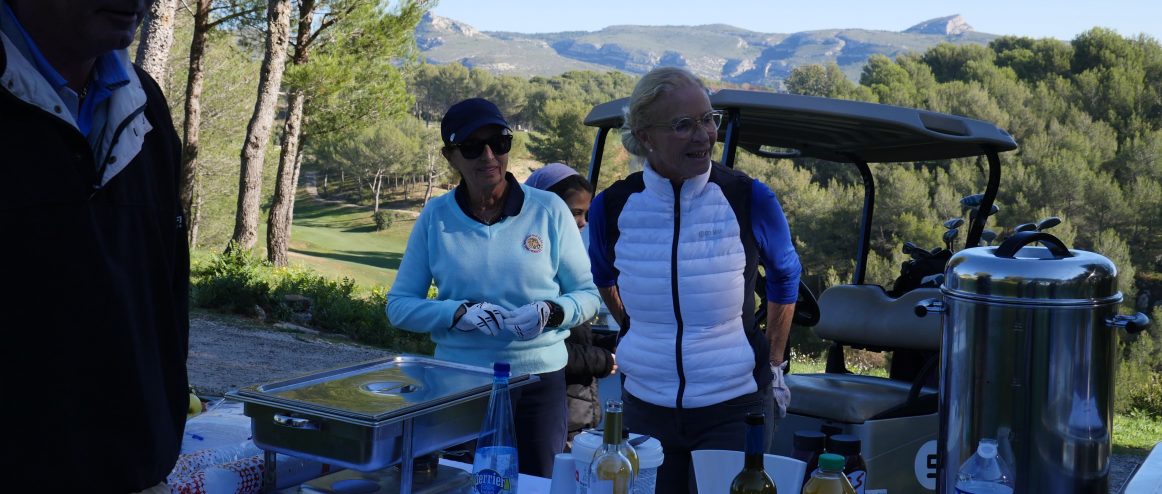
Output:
[954, 439, 1014, 494]
[473, 362, 519, 494]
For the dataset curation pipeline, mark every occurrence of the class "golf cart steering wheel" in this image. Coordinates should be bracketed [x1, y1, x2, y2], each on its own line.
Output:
[755, 277, 820, 328]
[794, 281, 820, 327]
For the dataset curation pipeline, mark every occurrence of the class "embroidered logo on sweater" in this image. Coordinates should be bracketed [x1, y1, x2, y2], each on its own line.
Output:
[523, 234, 544, 253]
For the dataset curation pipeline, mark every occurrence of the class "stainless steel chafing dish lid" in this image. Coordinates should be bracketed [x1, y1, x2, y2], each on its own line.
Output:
[232, 355, 527, 425]
[944, 245, 1120, 305]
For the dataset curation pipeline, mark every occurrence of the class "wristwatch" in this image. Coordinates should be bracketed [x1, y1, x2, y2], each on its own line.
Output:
[546, 301, 565, 327]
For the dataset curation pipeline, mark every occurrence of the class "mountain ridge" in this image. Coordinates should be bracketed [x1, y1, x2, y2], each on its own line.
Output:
[415, 13, 998, 87]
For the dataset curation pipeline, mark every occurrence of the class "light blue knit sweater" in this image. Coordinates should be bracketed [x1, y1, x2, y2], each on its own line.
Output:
[386, 185, 601, 375]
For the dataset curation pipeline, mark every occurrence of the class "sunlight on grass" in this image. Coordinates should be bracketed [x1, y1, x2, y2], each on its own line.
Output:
[287, 193, 414, 293]
[790, 354, 889, 378]
[1114, 412, 1162, 456]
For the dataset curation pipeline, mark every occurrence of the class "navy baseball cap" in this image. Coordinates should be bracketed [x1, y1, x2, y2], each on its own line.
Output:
[441, 98, 511, 146]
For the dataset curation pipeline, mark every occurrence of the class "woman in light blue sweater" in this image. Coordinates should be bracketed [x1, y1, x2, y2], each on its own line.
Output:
[386, 98, 600, 477]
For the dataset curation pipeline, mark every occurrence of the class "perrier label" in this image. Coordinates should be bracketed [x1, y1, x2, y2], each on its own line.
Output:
[474, 468, 513, 494]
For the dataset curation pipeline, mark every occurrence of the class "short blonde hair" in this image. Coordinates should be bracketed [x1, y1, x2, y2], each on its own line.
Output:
[620, 67, 709, 157]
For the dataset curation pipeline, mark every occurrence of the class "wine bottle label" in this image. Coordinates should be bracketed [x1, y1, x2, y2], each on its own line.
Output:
[848, 469, 867, 494]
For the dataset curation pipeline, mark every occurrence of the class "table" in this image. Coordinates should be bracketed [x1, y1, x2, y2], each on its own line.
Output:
[1123, 442, 1162, 494]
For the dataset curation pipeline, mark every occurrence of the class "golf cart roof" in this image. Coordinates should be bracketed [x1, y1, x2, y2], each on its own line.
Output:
[583, 89, 1018, 163]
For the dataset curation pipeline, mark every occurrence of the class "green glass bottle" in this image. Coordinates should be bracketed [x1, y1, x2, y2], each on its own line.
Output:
[729, 412, 777, 494]
[588, 401, 635, 494]
[619, 427, 640, 475]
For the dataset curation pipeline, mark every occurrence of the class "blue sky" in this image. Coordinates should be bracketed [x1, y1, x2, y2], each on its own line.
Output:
[430, 0, 1161, 41]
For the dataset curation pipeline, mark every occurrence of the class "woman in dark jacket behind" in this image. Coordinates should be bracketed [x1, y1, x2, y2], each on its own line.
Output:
[563, 318, 618, 444]
[526, 163, 618, 446]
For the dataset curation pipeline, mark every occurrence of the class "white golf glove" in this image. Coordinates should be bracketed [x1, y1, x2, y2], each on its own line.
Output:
[452, 303, 508, 337]
[771, 361, 791, 418]
[505, 301, 551, 341]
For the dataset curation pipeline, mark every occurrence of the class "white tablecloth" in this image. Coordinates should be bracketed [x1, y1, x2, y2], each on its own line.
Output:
[439, 458, 554, 494]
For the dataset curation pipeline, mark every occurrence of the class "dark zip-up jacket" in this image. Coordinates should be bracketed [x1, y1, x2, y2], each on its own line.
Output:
[0, 40, 189, 493]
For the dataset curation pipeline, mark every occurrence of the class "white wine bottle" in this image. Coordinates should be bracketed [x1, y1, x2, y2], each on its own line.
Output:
[729, 412, 777, 494]
[618, 427, 640, 475]
[588, 400, 635, 494]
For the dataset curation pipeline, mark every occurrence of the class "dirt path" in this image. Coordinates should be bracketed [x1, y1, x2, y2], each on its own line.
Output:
[186, 311, 390, 397]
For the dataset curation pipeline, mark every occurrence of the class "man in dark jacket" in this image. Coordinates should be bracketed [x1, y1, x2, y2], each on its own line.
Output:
[0, 1, 189, 492]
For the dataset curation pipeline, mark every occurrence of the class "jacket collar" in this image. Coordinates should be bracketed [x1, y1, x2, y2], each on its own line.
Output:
[1, 32, 152, 186]
[642, 159, 712, 201]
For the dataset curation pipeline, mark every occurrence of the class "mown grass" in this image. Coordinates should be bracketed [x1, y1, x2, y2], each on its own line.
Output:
[286, 190, 415, 292]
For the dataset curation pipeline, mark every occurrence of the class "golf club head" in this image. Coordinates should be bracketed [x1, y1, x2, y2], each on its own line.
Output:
[943, 217, 965, 230]
[1015, 222, 1037, 232]
[943, 228, 959, 250]
[1036, 216, 1061, 232]
[960, 194, 984, 208]
[908, 242, 931, 259]
[982, 229, 997, 245]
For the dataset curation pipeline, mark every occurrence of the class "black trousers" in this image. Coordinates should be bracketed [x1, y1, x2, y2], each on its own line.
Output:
[514, 368, 567, 477]
[622, 389, 767, 494]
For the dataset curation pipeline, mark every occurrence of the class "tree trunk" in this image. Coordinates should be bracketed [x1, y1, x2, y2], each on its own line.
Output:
[266, 0, 316, 265]
[266, 89, 306, 266]
[180, 0, 211, 249]
[373, 171, 384, 213]
[231, 0, 291, 252]
[189, 179, 204, 247]
[322, 172, 328, 196]
[423, 152, 436, 206]
[134, 0, 178, 85]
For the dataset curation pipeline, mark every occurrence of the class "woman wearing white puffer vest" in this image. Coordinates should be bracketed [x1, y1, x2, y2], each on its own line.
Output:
[587, 67, 801, 494]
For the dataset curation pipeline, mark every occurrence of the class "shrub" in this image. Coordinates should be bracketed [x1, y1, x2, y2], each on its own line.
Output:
[190, 249, 435, 355]
[373, 211, 394, 231]
[1118, 318, 1162, 418]
[191, 245, 275, 314]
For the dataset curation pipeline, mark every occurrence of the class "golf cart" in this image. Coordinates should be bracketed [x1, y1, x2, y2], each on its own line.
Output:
[582, 89, 1018, 494]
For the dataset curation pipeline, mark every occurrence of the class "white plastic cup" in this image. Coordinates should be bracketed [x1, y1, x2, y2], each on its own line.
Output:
[571, 431, 664, 494]
[550, 453, 577, 494]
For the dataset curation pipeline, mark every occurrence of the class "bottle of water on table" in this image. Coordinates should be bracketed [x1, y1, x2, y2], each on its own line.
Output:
[473, 362, 518, 494]
[955, 439, 1014, 494]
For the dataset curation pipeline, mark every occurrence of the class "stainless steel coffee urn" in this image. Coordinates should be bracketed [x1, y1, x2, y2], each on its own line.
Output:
[915, 231, 1149, 493]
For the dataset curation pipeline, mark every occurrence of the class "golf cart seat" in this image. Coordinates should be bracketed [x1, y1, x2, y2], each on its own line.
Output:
[786, 285, 940, 423]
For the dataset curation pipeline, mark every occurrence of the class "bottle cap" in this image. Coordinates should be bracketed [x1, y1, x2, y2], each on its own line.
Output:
[818, 453, 846, 472]
[793, 431, 827, 452]
[977, 439, 998, 458]
[493, 362, 511, 377]
[828, 434, 862, 456]
[745, 412, 765, 426]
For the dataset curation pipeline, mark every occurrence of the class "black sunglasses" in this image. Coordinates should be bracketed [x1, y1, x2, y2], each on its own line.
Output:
[450, 134, 513, 159]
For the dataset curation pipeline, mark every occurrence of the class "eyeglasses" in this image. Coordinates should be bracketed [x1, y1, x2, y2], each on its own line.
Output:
[450, 134, 513, 159]
[645, 110, 724, 138]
